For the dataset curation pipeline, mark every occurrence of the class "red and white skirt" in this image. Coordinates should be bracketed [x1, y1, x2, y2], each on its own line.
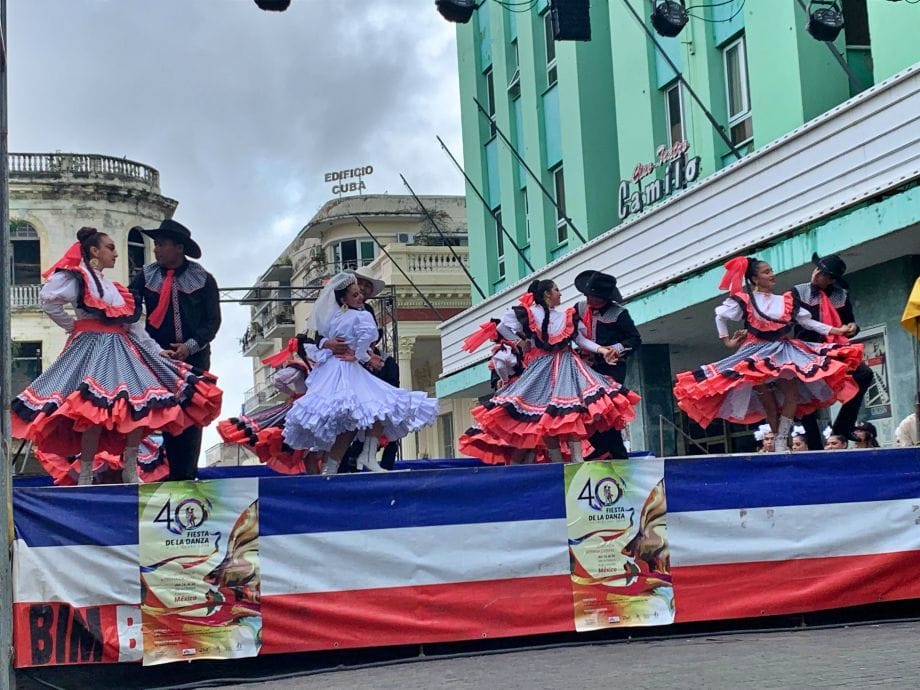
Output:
[464, 348, 639, 463]
[35, 434, 169, 486]
[673, 335, 864, 428]
[12, 319, 223, 463]
[217, 400, 321, 475]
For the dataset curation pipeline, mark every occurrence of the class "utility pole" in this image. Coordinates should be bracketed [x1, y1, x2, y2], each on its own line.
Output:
[1, 0, 17, 684]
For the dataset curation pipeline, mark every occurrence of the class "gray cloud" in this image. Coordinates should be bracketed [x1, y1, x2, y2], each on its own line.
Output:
[9, 0, 464, 457]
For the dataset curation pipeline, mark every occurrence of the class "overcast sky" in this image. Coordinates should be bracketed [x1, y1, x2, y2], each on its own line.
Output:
[8, 0, 464, 458]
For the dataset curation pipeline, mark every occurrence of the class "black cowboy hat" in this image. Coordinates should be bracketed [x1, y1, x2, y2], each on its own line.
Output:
[139, 219, 202, 259]
[574, 270, 623, 303]
[812, 252, 848, 289]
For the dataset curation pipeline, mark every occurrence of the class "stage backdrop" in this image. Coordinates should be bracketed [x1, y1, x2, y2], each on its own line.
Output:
[12, 449, 920, 668]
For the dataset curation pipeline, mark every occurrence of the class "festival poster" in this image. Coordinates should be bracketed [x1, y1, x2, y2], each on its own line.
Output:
[564, 459, 674, 631]
[138, 478, 261, 666]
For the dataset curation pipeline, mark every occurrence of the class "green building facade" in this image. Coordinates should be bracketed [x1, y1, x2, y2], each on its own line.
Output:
[440, 0, 920, 453]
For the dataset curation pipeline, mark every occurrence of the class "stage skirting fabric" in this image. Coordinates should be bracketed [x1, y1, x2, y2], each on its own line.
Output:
[12, 449, 920, 668]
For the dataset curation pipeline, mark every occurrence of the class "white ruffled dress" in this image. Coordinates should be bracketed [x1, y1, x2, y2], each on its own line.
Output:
[282, 307, 439, 452]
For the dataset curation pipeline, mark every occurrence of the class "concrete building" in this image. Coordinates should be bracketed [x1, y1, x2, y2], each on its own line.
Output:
[234, 194, 472, 462]
[439, 0, 920, 452]
[9, 152, 178, 471]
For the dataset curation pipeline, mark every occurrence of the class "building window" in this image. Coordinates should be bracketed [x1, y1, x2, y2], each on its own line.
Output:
[332, 239, 376, 273]
[664, 82, 685, 146]
[11, 341, 42, 396]
[439, 413, 455, 458]
[508, 40, 521, 99]
[552, 165, 567, 244]
[543, 11, 557, 87]
[494, 207, 505, 279]
[723, 36, 753, 146]
[484, 66, 497, 137]
[127, 227, 147, 278]
[10, 221, 40, 285]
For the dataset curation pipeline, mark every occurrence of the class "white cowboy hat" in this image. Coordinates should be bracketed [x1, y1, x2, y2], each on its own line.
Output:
[346, 268, 385, 298]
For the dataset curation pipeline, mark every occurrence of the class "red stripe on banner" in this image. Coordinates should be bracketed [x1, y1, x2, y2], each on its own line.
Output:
[13, 602, 141, 668]
[261, 575, 576, 654]
[672, 549, 920, 623]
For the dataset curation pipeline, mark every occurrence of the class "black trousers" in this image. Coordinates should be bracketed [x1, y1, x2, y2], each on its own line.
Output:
[587, 360, 629, 460]
[164, 349, 210, 481]
[801, 362, 873, 450]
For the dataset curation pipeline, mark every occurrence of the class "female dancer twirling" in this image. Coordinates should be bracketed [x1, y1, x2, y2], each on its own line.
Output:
[218, 339, 322, 474]
[282, 272, 439, 474]
[461, 278, 640, 464]
[673, 256, 862, 451]
[12, 227, 222, 484]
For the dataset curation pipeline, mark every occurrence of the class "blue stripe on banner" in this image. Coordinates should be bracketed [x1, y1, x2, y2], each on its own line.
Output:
[259, 464, 566, 536]
[14, 485, 139, 548]
[665, 448, 920, 512]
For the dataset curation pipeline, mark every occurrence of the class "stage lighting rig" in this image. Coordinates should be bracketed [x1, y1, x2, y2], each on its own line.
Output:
[436, 0, 478, 24]
[650, 0, 689, 38]
[254, 0, 291, 10]
[805, 0, 845, 41]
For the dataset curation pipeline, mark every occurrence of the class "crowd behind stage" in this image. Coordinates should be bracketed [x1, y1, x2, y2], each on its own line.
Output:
[9, 219, 920, 486]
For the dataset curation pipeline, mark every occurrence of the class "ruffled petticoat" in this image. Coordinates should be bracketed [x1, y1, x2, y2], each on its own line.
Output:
[673, 336, 864, 428]
[465, 348, 640, 463]
[282, 354, 439, 452]
[36, 434, 168, 486]
[218, 401, 321, 474]
[12, 320, 222, 460]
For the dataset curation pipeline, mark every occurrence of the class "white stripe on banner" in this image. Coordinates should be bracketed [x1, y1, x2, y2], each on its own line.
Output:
[14, 541, 140, 608]
[670, 499, 920, 567]
[261, 518, 570, 596]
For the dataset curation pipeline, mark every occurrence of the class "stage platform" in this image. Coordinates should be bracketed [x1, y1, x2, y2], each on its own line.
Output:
[12, 448, 920, 668]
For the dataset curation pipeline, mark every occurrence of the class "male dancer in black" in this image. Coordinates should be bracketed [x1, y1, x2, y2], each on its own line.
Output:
[129, 219, 222, 480]
[573, 270, 641, 460]
[792, 253, 871, 450]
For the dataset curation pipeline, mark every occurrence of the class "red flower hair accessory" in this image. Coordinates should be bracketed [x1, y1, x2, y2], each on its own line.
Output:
[718, 257, 749, 294]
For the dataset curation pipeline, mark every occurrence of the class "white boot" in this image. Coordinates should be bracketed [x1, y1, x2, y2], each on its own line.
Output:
[77, 460, 94, 486]
[357, 436, 386, 472]
[569, 441, 584, 463]
[321, 457, 341, 476]
[775, 416, 794, 453]
[121, 446, 139, 484]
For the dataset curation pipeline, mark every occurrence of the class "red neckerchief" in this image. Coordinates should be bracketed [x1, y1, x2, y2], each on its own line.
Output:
[147, 268, 175, 328]
[581, 305, 594, 340]
[818, 290, 847, 344]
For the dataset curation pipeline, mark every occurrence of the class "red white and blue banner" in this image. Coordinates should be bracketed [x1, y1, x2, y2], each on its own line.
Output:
[12, 448, 920, 668]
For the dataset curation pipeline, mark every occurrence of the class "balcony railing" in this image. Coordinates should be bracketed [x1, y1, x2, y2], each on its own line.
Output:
[9, 152, 161, 189]
[242, 380, 283, 415]
[257, 303, 295, 341]
[240, 327, 273, 357]
[12, 284, 41, 309]
[406, 248, 469, 273]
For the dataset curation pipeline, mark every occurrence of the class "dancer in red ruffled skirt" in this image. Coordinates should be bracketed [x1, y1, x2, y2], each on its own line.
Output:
[11, 227, 222, 484]
[217, 353, 322, 475]
[461, 279, 640, 464]
[36, 434, 168, 486]
[673, 256, 862, 451]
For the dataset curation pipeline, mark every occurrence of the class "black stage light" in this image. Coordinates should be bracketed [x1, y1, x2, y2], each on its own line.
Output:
[436, 0, 478, 24]
[651, 0, 689, 38]
[806, 0, 845, 41]
[254, 0, 291, 10]
[550, 0, 592, 41]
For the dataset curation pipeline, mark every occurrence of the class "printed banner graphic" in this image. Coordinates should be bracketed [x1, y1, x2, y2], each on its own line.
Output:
[138, 478, 261, 665]
[564, 460, 674, 631]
